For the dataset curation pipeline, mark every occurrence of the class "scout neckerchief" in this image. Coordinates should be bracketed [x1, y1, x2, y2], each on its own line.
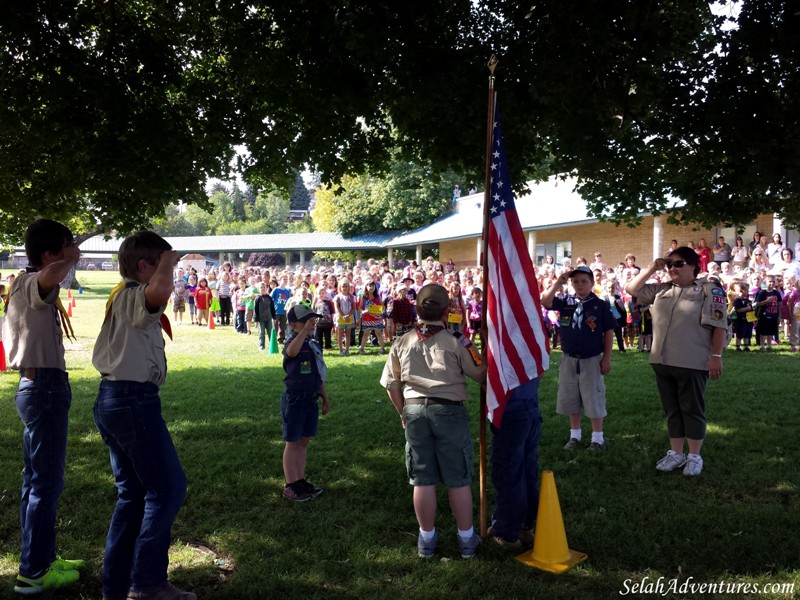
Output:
[415, 322, 445, 341]
[7, 267, 76, 341]
[572, 298, 584, 330]
[105, 280, 173, 340]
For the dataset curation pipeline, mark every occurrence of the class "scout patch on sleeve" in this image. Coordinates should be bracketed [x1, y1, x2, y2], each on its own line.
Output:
[709, 286, 727, 322]
[459, 334, 483, 366]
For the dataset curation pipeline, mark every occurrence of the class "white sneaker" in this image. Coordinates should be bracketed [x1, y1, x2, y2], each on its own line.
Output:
[683, 454, 703, 476]
[655, 450, 687, 472]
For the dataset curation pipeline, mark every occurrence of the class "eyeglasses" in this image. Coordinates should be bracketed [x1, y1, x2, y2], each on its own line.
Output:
[665, 259, 689, 268]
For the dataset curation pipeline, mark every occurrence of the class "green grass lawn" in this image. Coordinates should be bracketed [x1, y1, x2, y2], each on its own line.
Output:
[0, 271, 798, 599]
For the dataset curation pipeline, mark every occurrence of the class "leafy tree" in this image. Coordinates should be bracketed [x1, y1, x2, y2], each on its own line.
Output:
[248, 252, 284, 268]
[231, 185, 247, 221]
[2, 0, 799, 243]
[252, 188, 291, 233]
[289, 172, 312, 212]
[311, 186, 339, 232]
[287, 216, 315, 233]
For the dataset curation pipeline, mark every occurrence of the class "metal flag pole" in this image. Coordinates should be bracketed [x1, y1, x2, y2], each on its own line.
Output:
[478, 54, 498, 538]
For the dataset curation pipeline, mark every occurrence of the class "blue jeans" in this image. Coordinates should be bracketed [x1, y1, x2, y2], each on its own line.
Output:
[94, 380, 187, 597]
[15, 369, 71, 578]
[490, 379, 542, 542]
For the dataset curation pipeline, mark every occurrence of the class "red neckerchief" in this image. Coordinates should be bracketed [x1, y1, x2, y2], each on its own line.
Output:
[415, 322, 445, 341]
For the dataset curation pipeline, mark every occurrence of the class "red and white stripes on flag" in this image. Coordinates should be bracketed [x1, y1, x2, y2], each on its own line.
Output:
[485, 108, 550, 427]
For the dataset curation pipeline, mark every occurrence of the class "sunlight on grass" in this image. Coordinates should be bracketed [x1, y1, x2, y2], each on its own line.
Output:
[0, 271, 799, 599]
[706, 423, 737, 436]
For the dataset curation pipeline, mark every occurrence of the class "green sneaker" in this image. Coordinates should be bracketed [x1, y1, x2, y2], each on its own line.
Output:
[51, 555, 85, 571]
[14, 567, 80, 595]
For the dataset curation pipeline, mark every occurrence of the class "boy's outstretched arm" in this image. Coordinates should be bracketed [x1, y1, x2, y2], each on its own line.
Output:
[145, 250, 179, 312]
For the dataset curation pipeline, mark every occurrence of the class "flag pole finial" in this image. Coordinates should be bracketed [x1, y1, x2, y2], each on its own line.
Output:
[488, 54, 498, 74]
[487, 55, 498, 88]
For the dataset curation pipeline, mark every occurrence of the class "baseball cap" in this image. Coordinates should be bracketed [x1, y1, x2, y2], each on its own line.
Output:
[287, 304, 322, 323]
[416, 283, 449, 313]
[569, 265, 594, 279]
[396, 284, 407, 292]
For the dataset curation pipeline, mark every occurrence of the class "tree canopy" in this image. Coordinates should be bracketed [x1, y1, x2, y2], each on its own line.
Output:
[2, 1, 798, 244]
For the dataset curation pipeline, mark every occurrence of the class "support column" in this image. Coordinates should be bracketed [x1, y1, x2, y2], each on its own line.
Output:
[299, 252, 305, 268]
[527, 230, 537, 263]
[653, 215, 664, 260]
[475, 237, 482, 268]
[284, 252, 291, 268]
[416, 245, 422, 265]
[357, 250, 363, 262]
[387, 248, 394, 266]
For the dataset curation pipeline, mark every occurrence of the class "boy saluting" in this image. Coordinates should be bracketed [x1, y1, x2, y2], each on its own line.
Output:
[4, 219, 84, 594]
[92, 231, 194, 600]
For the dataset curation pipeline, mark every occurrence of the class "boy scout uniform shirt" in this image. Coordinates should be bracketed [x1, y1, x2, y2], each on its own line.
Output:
[380, 320, 486, 402]
[636, 279, 728, 371]
[2, 272, 66, 370]
[282, 333, 326, 393]
[550, 293, 616, 357]
[92, 282, 168, 387]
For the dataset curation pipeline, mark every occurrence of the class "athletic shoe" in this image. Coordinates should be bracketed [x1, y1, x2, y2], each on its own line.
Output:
[683, 454, 703, 477]
[458, 532, 482, 559]
[563, 438, 580, 450]
[51, 556, 85, 571]
[487, 526, 523, 550]
[586, 441, 605, 452]
[14, 568, 80, 595]
[358, 348, 366, 355]
[417, 532, 437, 558]
[282, 485, 312, 502]
[297, 478, 324, 498]
[126, 582, 197, 600]
[655, 450, 687, 472]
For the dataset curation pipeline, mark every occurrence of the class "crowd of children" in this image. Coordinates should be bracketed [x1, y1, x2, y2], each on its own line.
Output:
[168, 257, 487, 356]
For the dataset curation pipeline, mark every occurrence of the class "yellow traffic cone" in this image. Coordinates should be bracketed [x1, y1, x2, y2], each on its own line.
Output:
[269, 328, 279, 354]
[516, 470, 587, 574]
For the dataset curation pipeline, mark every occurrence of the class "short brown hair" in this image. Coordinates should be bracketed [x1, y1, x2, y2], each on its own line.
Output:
[118, 231, 172, 279]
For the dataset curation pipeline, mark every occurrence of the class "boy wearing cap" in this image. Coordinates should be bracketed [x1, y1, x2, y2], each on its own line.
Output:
[380, 284, 485, 559]
[281, 304, 330, 502]
[541, 265, 616, 451]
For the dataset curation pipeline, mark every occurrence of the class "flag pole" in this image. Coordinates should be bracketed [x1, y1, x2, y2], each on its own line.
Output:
[478, 54, 498, 538]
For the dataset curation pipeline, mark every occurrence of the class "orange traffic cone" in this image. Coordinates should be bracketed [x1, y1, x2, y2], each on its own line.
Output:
[67, 302, 73, 317]
[516, 470, 587, 574]
[0, 340, 6, 372]
[67, 289, 72, 299]
[71, 296, 76, 308]
[208, 312, 215, 330]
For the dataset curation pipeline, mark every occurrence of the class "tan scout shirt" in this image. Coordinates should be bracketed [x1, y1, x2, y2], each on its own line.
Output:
[637, 279, 728, 371]
[92, 282, 168, 387]
[380, 320, 486, 401]
[2, 272, 66, 370]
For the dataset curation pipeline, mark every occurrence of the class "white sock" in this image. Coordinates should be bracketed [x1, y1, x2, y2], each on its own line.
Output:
[570, 428, 582, 441]
[419, 528, 435, 542]
[591, 431, 604, 445]
[458, 526, 474, 541]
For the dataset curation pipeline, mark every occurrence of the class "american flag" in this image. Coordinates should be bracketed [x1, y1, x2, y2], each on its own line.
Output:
[485, 106, 550, 427]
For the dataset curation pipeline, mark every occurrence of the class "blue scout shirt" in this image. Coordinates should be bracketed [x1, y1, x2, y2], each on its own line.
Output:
[551, 293, 616, 357]
[282, 332, 327, 394]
